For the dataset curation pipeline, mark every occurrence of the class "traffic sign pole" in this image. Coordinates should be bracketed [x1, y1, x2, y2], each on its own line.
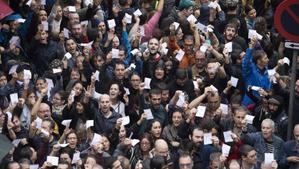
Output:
[287, 50, 298, 140]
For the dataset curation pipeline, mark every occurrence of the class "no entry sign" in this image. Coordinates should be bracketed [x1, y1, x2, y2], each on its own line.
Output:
[274, 0, 299, 42]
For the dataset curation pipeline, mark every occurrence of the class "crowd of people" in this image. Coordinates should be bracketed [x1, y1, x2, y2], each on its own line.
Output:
[0, 0, 299, 168]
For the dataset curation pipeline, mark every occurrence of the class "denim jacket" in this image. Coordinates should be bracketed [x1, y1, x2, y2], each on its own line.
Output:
[244, 132, 285, 167]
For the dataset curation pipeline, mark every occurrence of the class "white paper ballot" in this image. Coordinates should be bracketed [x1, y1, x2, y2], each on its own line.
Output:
[40, 128, 50, 136]
[173, 22, 180, 30]
[245, 115, 255, 124]
[121, 116, 130, 126]
[124, 87, 130, 95]
[144, 77, 151, 89]
[125, 13, 132, 24]
[225, 42, 233, 53]
[53, 68, 62, 74]
[144, 109, 154, 120]
[210, 85, 218, 92]
[208, 1, 218, 8]
[251, 86, 261, 91]
[42, 21, 49, 31]
[40, 0, 46, 5]
[86, 120, 94, 129]
[68, 6, 76, 12]
[35, 117, 42, 129]
[193, 81, 199, 90]
[9, 36, 20, 46]
[58, 143, 69, 147]
[131, 139, 140, 146]
[72, 152, 81, 164]
[47, 156, 59, 166]
[62, 119, 72, 128]
[248, 29, 263, 40]
[63, 28, 70, 39]
[16, 18, 26, 23]
[268, 69, 276, 76]
[264, 153, 274, 164]
[223, 131, 233, 143]
[112, 48, 119, 58]
[80, 20, 88, 27]
[187, 14, 197, 23]
[45, 78, 54, 93]
[196, 105, 206, 118]
[133, 9, 142, 16]
[91, 133, 102, 145]
[108, 19, 116, 29]
[230, 76, 239, 87]
[94, 71, 100, 81]
[222, 144, 231, 157]
[9, 65, 18, 75]
[176, 49, 185, 61]
[26, 0, 33, 7]
[10, 93, 18, 104]
[64, 52, 72, 59]
[29, 165, 39, 169]
[283, 57, 290, 65]
[220, 104, 228, 114]
[23, 69, 32, 80]
[176, 94, 185, 107]
[200, 45, 208, 53]
[6, 111, 12, 122]
[80, 41, 93, 48]
[196, 22, 206, 32]
[131, 49, 139, 55]
[204, 133, 213, 145]
[128, 63, 136, 70]
[12, 139, 21, 147]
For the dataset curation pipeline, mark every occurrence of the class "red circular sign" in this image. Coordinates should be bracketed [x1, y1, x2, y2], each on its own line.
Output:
[274, 0, 299, 42]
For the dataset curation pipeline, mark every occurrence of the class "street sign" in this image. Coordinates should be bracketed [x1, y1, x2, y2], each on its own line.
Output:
[285, 41, 299, 50]
[274, 0, 299, 42]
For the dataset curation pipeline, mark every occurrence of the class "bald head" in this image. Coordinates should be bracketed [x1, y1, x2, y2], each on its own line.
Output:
[294, 124, 299, 143]
[155, 139, 168, 157]
[99, 94, 111, 114]
[38, 103, 51, 119]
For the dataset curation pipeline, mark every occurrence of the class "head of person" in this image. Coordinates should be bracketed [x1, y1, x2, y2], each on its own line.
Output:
[99, 94, 111, 114]
[231, 49, 245, 65]
[195, 50, 207, 69]
[148, 38, 159, 55]
[240, 144, 257, 165]
[57, 161, 71, 169]
[150, 155, 169, 169]
[60, 150, 72, 164]
[261, 119, 275, 140]
[232, 106, 248, 129]
[252, 50, 268, 69]
[52, 91, 66, 107]
[205, 61, 218, 79]
[38, 9, 48, 22]
[106, 157, 123, 169]
[201, 119, 219, 137]
[113, 60, 126, 81]
[6, 161, 20, 169]
[38, 103, 51, 119]
[154, 139, 169, 157]
[118, 125, 126, 141]
[157, 83, 169, 103]
[85, 155, 98, 168]
[293, 124, 299, 144]
[154, 61, 165, 80]
[207, 92, 221, 112]
[16, 146, 37, 164]
[0, 71, 7, 87]
[35, 77, 47, 93]
[109, 82, 124, 101]
[54, 5, 63, 20]
[267, 95, 282, 114]
[41, 118, 55, 136]
[148, 120, 162, 139]
[39, 30, 49, 44]
[190, 127, 204, 147]
[0, 108, 5, 126]
[71, 81, 84, 96]
[66, 131, 78, 149]
[170, 110, 184, 128]
[130, 72, 141, 90]
[224, 23, 237, 41]
[75, 55, 85, 70]
[101, 134, 111, 152]
[65, 38, 78, 55]
[112, 36, 120, 49]
[183, 35, 194, 55]
[70, 68, 81, 81]
[178, 0, 194, 17]
[175, 69, 188, 86]
[254, 17, 267, 34]
[164, 60, 174, 74]
[245, 5, 256, 20]
[209, 153, 224, 169]
[92, 52, 105, 70]
[295, 79, 299, 96]
[71, 22, 82, 39]
[228, 160, 240, 169]
[25, 90, 37, 107]
[149, 89, 162, 109]
[179, 153, 193, 169]
[68, 12, 80, 26]
[139, 133, 153, 152]
[97, 20, 106, 34]
[18, 158, 30, 169]
[11, 115, 22, 132]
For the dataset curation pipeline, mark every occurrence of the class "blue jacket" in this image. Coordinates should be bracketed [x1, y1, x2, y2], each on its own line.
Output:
[244, 132, 285, 167]
[242, 48, 271, 105]
[283, 140, 299, 169]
